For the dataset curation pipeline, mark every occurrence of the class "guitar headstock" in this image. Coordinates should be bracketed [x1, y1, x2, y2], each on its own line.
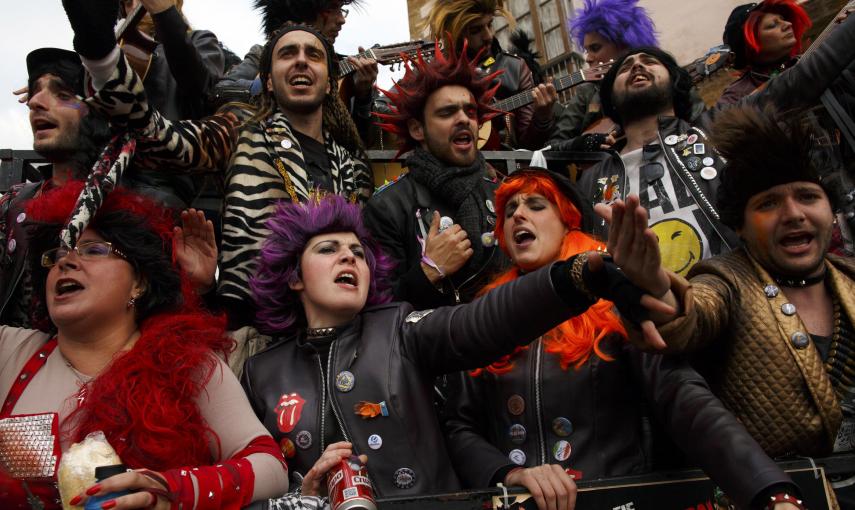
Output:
[580, 60, 613, 82]
[370, 40, 437, 67]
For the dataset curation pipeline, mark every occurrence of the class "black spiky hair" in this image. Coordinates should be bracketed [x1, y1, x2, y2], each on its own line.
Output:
[509, 29, 544, 85]
[254, 0, 361, 36]
[712, 105, 839, 229]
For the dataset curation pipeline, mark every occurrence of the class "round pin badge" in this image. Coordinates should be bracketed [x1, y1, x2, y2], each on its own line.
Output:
[700, 167, 717, 180]
[481, 232, 496, 247]
[664, 135, 679, 146]
[763, 285, 779, 298]
[552, 417, 573, 437]
[295, 430, 312, 450]
[368, 434, 383, 450]
[509, 424, 527, 444]
[7, 238, 16, 253]
[486, 199, 495, 213]
[279, 437, 296, 459]
[281, 139, 293, 149]
[335, 371, 355, 392]
[685, 156, 702, 172]
[686, 134, 698, 145]
[509, 449, 527, 465]
[702, 157, 715, 167]
[16, 212, 26, 224]
[507, 395, 525, 416]
[781, 303, 797, 316]
[393, 468, 416, 489]
[553, 440, 572, 462]
[791, 332, 809, 349]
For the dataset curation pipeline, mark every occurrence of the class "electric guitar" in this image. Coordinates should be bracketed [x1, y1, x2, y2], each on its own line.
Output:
[478, 61, 612, 149]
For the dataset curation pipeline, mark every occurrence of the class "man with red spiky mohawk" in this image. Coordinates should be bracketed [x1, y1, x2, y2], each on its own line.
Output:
[364, 40, 510, 310]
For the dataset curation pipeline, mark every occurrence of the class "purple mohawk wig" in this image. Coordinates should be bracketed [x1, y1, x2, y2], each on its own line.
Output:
[569, 0, 659, 49]
[251, 195, 394, 336]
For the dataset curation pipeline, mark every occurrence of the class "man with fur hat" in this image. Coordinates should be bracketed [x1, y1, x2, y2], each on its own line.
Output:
[217, 0, 378, 138]
[598, 104, 855, 508]
[577, 9, 855, 279]
[426, 0, 558, 150]
[60, 0, 373, 330]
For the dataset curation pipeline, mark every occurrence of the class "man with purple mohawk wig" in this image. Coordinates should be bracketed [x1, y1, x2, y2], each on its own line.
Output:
[364, 41, 511, 311]
[549, 0, 664, 153]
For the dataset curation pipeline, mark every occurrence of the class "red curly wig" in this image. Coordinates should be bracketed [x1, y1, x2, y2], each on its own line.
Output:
[470, 172, 626, 376]
[26, 182, 232, 471]
[744, 0, 811, 64]
[375, 39, 504, 157]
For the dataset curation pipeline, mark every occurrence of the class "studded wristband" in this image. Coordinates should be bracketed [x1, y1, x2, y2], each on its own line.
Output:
[569, 253, 597, 301]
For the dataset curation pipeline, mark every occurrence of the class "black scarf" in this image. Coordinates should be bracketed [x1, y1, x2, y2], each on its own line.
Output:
[406, 148, 487, 268]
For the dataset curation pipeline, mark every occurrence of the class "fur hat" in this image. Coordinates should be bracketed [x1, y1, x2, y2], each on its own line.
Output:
[569, 0, 658, 50]
[254, 0, 360, 36]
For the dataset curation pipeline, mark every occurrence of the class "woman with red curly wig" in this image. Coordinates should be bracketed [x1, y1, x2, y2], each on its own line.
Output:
[443, 170, 803, 510]
[717, 0, 812, 106]
[0, 182, 287, 509]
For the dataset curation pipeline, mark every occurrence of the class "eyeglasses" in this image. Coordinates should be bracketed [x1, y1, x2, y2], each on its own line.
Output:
[41, 241, 128, 268]
[325, 7, 348, 18]
[640, 144, 664, 183]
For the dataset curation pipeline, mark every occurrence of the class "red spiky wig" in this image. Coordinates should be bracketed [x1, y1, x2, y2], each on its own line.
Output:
[375, 39, 504, 157]
[744, 0, 811, 63]
[470, 172, 627, 376]
[26, 182, 232, 471]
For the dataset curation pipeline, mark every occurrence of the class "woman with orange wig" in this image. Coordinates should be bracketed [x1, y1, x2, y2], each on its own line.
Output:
[717, 0, 812, 106]
[442, 169, 803, 510]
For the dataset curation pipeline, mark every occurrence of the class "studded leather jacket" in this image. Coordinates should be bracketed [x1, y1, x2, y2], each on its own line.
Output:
[240, 263, 592, 497]
[443, 331, 798, 509]
[0, 182, 41, 328]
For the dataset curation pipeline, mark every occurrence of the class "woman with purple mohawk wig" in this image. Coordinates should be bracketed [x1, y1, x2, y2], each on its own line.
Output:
[241, 195, 667, 501]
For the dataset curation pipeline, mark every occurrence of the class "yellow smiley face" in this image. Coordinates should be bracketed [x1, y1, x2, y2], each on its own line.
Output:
[650, 219, 703, 276]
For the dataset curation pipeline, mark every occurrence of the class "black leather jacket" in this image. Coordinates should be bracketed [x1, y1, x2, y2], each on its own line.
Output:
[241, 263, 592, 497]
[444, 335, 797, 509]
[363, 163, 509, 310]
[0, 182, 41, 328]
[577, 116, 740, 255]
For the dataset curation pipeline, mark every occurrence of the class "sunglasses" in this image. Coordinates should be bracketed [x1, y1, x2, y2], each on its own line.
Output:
[640, 144, 664, 183]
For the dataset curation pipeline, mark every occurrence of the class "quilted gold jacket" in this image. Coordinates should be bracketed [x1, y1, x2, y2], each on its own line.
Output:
[655, 248, 855, 457]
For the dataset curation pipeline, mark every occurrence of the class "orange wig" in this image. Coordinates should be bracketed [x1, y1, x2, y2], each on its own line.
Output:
[471, 171, 626, 376]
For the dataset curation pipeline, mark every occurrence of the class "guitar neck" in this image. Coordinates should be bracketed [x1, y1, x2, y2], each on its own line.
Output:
[492, 69, 587, 113]
[801, 0, 855, 60]
[337, 49, 375, 77]
[115, 3, 147, 39]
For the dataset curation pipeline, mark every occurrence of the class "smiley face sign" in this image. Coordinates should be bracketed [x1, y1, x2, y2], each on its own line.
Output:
[275, 392, 306, 433]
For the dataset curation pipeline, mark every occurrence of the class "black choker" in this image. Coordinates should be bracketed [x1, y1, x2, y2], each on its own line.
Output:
[773, 268, 827, 288]
[306, 327, 338, 338]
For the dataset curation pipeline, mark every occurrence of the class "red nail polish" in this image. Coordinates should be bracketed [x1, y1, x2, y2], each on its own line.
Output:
[68, 495, 82, 505]
[85, 484, 101, 496]
[101, 501, 117, 510]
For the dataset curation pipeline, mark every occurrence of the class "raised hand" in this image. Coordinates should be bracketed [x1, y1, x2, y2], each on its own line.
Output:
[174, 209, 217, 294]
[504, 464, 577, 510]
[12, 86, 28, 104]
[421, 211, 473, 284]
[61, 0, 120, 59]
[594, 195, 670, 298]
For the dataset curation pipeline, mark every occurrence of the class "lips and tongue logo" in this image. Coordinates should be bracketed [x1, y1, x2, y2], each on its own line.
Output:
[275, 392, 306, 433]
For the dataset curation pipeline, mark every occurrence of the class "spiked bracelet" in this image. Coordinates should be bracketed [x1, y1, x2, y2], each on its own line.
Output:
[764, 493, 806, 510]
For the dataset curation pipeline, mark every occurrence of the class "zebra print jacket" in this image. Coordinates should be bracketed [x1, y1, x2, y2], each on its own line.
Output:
[85, 54, 374, 314]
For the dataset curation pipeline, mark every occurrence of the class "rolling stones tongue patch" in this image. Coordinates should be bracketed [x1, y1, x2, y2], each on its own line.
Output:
[275, 392, 306, 433]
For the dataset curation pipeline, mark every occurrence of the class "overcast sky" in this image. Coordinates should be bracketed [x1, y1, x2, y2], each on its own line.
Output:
[0, 0, 410, 149]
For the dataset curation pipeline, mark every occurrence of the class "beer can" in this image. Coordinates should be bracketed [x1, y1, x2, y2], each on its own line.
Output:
[327, 455, 377, 510]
